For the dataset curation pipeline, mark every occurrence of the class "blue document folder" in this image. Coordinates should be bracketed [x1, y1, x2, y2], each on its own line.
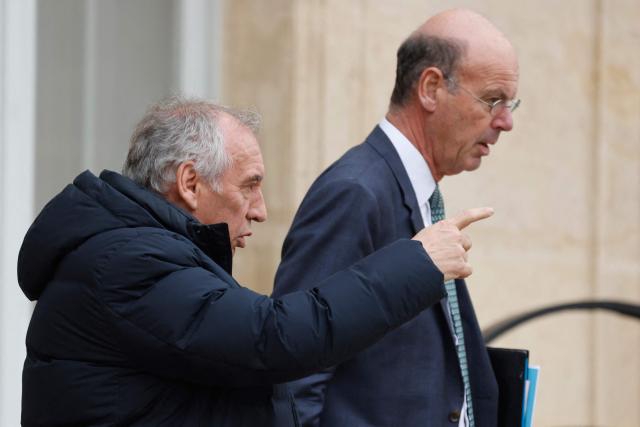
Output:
[487, 347, 539, 427]
[522, 364, 539, 427]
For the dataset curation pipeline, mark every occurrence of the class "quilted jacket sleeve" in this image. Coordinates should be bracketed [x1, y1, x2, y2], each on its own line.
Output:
[96, 229, 445, 388]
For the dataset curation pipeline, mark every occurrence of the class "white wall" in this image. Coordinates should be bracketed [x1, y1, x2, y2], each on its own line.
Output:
[0, 1, 36, 425]
[35, 0, 178, 209]
[35, 0, 222, 211]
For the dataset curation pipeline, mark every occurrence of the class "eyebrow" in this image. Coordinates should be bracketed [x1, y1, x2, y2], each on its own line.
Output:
[482, 88, 508, 99]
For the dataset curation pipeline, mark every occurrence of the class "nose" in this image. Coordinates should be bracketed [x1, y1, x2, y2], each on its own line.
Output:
[249, 189, 267, 223]
[491, 107, 514, 132]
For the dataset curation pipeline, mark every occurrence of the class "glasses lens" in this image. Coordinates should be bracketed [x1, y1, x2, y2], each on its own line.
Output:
[491, 99, 520, 116]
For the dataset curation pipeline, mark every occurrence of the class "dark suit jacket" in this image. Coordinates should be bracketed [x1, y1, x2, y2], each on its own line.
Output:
[273, 126, 499, 426]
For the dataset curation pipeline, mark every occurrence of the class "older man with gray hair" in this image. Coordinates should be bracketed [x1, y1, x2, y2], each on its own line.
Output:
[18, 97, 491, 426]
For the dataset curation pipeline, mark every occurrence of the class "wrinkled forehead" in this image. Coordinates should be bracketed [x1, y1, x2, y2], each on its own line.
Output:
[461, 40, 518, 76]
[218, 113, 259, 148]
[461, 55, 518, 103]
[229, 133, 263, 164]
[226, 125, 264, 169]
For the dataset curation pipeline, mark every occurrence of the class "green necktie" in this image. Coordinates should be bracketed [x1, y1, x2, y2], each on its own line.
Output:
[429, 185, 474, 427]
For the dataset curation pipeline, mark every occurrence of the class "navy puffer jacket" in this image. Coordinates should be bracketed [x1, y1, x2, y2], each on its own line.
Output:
[18, 170, 445, 426]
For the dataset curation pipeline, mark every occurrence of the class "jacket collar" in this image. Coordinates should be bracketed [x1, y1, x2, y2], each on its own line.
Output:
[99, 170, 233, 274]
[365, 129, 456, 325]
[365, 126, 424, 233]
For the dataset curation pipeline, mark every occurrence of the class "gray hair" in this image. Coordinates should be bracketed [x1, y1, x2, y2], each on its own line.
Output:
[390, 34, 466, 107]
[122, 96, 260, 193]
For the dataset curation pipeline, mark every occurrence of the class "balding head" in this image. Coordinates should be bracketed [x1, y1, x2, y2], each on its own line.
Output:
[420, 8, 516, 75]
[418, 8, 510, 46]
[390, 8, 517, 107]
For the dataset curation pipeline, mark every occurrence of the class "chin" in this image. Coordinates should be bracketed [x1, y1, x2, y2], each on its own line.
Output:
[464, 158, 483, 172]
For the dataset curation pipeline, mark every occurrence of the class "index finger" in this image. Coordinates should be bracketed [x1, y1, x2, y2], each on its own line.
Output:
[450, 207, 494, 230]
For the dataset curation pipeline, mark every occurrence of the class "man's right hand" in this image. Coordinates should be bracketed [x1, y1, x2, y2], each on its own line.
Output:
[411, 207, 494, 281]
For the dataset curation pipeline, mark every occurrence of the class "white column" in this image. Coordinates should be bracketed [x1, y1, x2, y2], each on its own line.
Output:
[0, 0, 36, 425]
[176, 0, 222, 99]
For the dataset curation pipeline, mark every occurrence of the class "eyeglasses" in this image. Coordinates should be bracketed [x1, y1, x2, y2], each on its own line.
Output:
[447, 78, 521, 116]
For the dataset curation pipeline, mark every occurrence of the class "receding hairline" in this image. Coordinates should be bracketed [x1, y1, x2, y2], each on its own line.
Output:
[212, 110, 261, 149]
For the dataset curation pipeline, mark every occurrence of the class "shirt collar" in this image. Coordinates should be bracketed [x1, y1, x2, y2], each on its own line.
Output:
[378, 118, 436, 212]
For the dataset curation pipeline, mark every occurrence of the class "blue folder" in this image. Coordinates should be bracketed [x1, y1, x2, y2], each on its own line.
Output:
[487, 347, 538, 427]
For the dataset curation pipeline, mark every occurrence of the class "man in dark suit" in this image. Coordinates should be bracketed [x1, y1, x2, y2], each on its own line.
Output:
[273, 8, 520, 427]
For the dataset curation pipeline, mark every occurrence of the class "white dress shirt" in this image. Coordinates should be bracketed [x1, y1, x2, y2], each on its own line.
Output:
[378, 117, 469, 427]
[378, 118, 436, 225]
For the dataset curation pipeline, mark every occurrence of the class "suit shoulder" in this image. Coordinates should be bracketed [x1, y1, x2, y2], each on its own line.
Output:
[313, 143, 393, 192]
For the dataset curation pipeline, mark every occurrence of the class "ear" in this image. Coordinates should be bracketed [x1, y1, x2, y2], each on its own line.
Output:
[417, 67, 446, 112]
[173, 160, 199, 212]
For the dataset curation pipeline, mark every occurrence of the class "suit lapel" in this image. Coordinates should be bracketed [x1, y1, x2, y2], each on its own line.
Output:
[365, 126, 424, 233]
[366, 126, 455, 335]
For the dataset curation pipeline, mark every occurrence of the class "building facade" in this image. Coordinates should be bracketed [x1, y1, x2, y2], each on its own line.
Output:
[1, 0, 638, 425]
